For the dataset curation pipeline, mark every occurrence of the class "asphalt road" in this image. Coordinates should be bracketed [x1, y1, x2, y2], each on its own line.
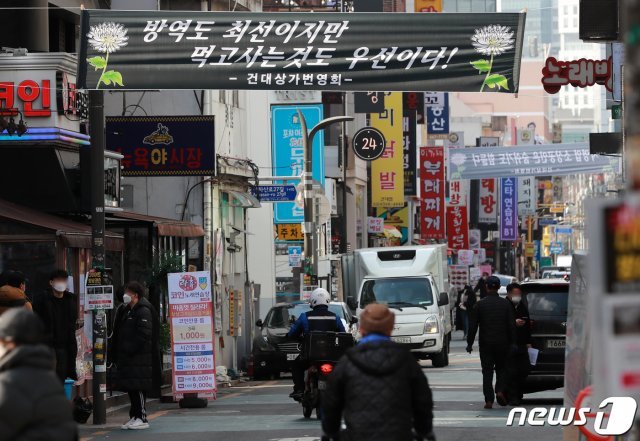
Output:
[80, 332, 562, 441]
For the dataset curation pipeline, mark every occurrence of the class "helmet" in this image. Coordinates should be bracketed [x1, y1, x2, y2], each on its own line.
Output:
[309, 288, 331, 308]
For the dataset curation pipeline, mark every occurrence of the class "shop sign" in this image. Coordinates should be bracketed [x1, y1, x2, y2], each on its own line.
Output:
[77, 10, 526, 92]
[367, 216, 384, 234]
[354, 92, 384, 113]
[478, 179, 498, 223]
[500, 177, 518, 241]
[420, 146, 446, 241]
[0, 78, 52, 117]
[426, 93, 449, 138]
[448, 142, 620, 180]
[542, 56, 612, 94]
[106, 115, 215, 176]
[168, 271, 217, 400]
[458, 250, 474, 266]
[550, 242, 563, 254]
[402, 93, 419, 196]
[271, 104, 324, 223]
[449, 265, 469, 289]
[371, 92, 404, 207]
[415, 0, 443, 12]
[517, 176, 536, 216]
[276, 223, 304, 241]
[56, 71, 89, 119]
[447, 205, 469, 250]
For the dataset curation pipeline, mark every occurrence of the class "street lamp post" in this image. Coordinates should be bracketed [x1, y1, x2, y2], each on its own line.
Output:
[297, 110, 353, 290]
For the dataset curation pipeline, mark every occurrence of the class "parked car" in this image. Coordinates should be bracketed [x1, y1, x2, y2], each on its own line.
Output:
[521, 279, 570, 393]
[540, 266, 571, 279]
[251, 301, 357, 380]
[494, 274, 518, 297]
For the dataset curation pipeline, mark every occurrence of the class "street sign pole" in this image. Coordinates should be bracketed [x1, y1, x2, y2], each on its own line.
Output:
[89, 89, 107, 425]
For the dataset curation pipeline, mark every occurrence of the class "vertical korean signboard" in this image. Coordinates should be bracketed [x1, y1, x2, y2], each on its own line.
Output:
[420, 147, 445, 240]
[479, 179, 498, 223]
[445, 132, 467, 207]
[371, 92, 404, 207]
[403, 92, 420, 197]
[168, 271, 217, 400]
[426, 93, 450, 139]
[271, 104, 325, 223]
[500, 178, 518, 241]
[447, 205, 469, 250]
[517, 176, 536, 216]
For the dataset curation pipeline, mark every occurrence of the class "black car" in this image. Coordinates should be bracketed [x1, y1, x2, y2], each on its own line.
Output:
[251, 302, 356, 380]
[521, 279, 570, 393]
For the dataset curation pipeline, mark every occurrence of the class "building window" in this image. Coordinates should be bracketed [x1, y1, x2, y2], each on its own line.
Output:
[232, 90, 239, 108]
[219, 90, 226, 104]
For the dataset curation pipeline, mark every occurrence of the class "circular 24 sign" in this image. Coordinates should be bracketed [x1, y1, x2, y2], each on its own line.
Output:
[352, 127, 386, 161]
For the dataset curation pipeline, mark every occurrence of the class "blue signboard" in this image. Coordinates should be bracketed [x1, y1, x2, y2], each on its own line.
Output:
[272, 105, 325, 224]
[106, 116, 215, 176]
[550, 242, 564, 254]
[555, 227, 574, 235]
[534, 240, 541, 262]
[250, 185, 297, 202]
[499, 177, 518, 241]
[288, 246, 302, 267]
[539, 218, 558, 226]
[426, 93, 450, 136]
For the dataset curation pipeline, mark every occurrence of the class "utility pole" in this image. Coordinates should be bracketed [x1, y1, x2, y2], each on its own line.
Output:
[298, 111, 353, 293]
[89, 89, 106, 425]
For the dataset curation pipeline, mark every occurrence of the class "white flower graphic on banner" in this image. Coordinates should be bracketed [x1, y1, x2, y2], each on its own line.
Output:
[469, 25, 514, 92]
[86, 22, 129, 88]
[451, 153, 466, 167]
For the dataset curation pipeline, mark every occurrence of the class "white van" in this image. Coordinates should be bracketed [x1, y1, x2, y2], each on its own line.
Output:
[346, 245, 453, 367]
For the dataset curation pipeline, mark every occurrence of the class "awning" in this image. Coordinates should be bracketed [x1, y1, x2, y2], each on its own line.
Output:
[0, 199, 124, 251]
[111, 211, 205, 238]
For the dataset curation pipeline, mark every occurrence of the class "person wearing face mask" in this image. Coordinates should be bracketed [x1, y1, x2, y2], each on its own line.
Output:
[115, 282, 156, 430]
[505, 282, 532, 406]
[32, 269, 78, 382]
[0, 308, 77, 440]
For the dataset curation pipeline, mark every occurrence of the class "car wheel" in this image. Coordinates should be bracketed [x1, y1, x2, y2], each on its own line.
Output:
[432, 344, 448, 368]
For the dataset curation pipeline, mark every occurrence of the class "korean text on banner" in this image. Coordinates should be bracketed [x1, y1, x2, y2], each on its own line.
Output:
[420, 147, 446, 240]
[500, 178, 518, 241]
[427, 93, 450, 139]
[106, 116, 215, 176]
[271, 105, 324, 223]
[445, 134, 467, 206]
[479, 179, 498, 223]
[448, 142, 620, 180]
[415, 0, 443, 12]
[78, 11, 526, 92]
[168, 271, 217, 401]
[371, 92, 404, 208]
[403, 93, 419, 197]
[518, 176, 536, 216]
[447, 205, 469, 250]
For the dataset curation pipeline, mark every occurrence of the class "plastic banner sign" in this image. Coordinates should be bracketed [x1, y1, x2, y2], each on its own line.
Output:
[78, 10, 526, 92]
[458, 250, 475, 266]
[447, 205, 469, 250]
[288, 246, 302, 267]
[449, 265, 469, 289]
[426, 93, 449, 138]
[168, 271, 217, 400]
[517, 176, 536, 216]
[479, 179, 498, 223]
[420, 147, 446, 240]
[500, 178, 518, 241]
[367, 216, 384, 234]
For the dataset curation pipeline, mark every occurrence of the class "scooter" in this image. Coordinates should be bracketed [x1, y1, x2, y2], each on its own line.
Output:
[301, 360, 336, 419]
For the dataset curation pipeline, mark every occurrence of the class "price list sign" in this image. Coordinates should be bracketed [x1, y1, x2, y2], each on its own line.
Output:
[168, 271, 217, 400]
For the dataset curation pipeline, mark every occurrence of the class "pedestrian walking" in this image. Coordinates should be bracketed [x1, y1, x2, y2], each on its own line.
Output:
[458, 285, 477, 340]
[0, 308, 77, 441]
[466, 276, 516, 409]
[474, 272, 490, 299]
[322, 303, 435, 441]
[32, 269, 78, 382]
[115, 282, 155, 430]
[0, 271, 32, 316]
[505, 283, 532, 405]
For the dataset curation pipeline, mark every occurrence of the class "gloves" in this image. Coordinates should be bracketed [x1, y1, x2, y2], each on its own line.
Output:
[466, 345, 473, 354]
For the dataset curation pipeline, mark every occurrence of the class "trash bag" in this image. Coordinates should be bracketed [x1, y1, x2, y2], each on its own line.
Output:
[73, 397, 93, 424]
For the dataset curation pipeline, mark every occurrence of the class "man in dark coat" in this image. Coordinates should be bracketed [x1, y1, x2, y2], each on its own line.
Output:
[0, 308, 76, 440]
[505, 283, 532, 405]
[115, 282, 154, 430]
[322, 303, 435, 441]
[474, 272, 490, 299]
[32, 269, 78, 382]
[467, 276, 517, 409]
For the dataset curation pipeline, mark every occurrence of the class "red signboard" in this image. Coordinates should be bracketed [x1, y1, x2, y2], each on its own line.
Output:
[447, 205, 469, 250]
[420, 146, 445, 240]
[0, 79, 52, 117]
[542, 56, 612, 94]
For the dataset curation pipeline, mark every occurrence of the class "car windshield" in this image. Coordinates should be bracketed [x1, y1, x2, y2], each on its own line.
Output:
[498, 275, 514, 285]
[526, 291, 569, 317]
[266, 303, 345, 328]
[543, 271, 569, 279]
[360, 277, 433, 308]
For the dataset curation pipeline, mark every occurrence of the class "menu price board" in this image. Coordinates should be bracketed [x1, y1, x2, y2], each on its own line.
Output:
[168, 271, 217, 400]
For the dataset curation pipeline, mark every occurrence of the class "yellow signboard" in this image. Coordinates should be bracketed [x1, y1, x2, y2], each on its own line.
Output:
[276, 223, 304, 241]
[543, 233, 551, 247]
[415, 0, 442, 12]
[525, 242, 535, 258]
[550, 205, 565, 214]
[371, 92, 404, 208]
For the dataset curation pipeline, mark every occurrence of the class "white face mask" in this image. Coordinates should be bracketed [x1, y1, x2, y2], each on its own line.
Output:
[123, 294, 132, 305]
[0, 342, 8, 360]
[52, 282, 67, 293]
[511, 296, 522, 304]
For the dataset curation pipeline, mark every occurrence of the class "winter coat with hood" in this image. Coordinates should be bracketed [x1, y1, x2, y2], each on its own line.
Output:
[0, 286, 32, 316]
[0, 344, 76, 441]
[115, 297, 154, 392]
[322, 340, 433, 441]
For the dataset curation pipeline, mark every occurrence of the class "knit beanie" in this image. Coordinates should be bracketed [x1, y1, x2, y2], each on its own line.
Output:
[360, 303, 395, 336]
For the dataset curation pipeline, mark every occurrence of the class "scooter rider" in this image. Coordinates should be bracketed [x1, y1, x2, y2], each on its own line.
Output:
[287, 288, 345, 401]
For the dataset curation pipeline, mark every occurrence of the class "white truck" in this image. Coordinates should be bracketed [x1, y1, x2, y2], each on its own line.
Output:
[342, 245, 455, 367]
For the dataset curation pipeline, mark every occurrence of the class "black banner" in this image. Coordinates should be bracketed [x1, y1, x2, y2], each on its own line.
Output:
[78, 10, 526, 91]
[402, 93, 418, 197]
